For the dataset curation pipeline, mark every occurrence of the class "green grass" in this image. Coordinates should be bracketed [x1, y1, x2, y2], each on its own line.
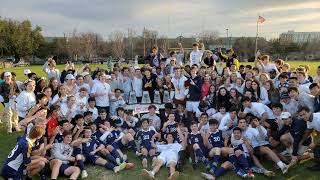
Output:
[1, 61, 320, 180]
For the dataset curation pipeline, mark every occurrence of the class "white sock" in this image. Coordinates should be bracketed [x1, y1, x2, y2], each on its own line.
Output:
[277, 161, 285, 169]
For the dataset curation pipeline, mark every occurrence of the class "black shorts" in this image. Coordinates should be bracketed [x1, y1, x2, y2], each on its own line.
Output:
[59, 163, 70, 175]
[266, 119, 278, 131]
[253, 144, 273, 156]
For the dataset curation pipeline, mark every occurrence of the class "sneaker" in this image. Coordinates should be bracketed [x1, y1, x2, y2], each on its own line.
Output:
[176, 162, 183, 172]
[125, 163, 135, 169]
[141, 169, 155, 180]
[201, 172, 215, 180]
[168, 171, 179, 180]
[81, 170, 88, 179]
[142, 158, 148, 168]
[281, 164, 289, 174]
[280, 148, 292, 156]
[191, 162, 197, 170]
[263, 170, 275, 177]
[116, 158, 121, 165]
[40, 173, 47, 180]
[236, 169, 249, 178]
[247, 169, 254, 178]
[114, 162, 127, 173]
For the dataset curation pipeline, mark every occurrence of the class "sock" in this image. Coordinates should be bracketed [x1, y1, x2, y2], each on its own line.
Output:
[228, 154, 240, 171]
[238, 154, 250, 170]
[104, 162, 116, 170]
[105, 153, 117, 164]
[77, 160, 85, 171]
[195, 149, 209, 167]
[213, 155, 220, 165]
[128, 140, 137, 152]
[277, 161, 285, 169]
[215, 167, 226, 177]
[111, 148, 121, 159]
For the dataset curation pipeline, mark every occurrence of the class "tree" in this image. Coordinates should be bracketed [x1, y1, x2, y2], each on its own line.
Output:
[109, 31, 125, 60]
[197, 30, 219, 47]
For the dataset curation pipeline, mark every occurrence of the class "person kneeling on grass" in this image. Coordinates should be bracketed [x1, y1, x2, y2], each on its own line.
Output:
[50, 130, 86, 180]
[141, 133, 181, 180]
[1, 126, 46, 180]
[82, 128, 128, 173]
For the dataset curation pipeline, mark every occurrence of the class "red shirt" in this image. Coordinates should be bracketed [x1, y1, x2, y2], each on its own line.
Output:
[47, 115, 58, 138]
[201, 83, 211, 100]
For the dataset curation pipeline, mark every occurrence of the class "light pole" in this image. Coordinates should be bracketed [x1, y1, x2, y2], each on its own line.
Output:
[226, 28, 229, 49]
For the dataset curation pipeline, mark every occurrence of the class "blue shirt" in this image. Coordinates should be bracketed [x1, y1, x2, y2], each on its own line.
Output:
[208, 130, 224, 148]
[136, 128, 156, 147]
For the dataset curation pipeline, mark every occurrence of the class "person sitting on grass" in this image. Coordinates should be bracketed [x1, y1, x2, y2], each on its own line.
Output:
[135, 118, 160, 168]
[141, 133, 181, 180]
[50, 130, 87, 179]
[82, 128, 128, 173]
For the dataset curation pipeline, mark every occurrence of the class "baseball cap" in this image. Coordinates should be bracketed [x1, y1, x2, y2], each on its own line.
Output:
[24, 69, 32, 75]
[280, 92, 289, 99]
[281, 112, 291, 119]
[81, 72, 90, 77]
[65, 74, 75, 80]
[106, 75, 111, 80]
[4, 72, 12, 77]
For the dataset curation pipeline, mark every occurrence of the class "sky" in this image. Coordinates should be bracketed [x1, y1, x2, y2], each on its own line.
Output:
[1, 0, 320, 40]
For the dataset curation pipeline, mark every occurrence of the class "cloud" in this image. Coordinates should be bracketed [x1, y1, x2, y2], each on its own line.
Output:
[0, 0, 319, 39]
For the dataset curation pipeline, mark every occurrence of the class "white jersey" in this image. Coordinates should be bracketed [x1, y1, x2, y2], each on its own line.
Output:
[243, 102, 275, 119]
[189, 50, 203, 66]
[91, 81, 112, 107]
[307, 113, 320, 132]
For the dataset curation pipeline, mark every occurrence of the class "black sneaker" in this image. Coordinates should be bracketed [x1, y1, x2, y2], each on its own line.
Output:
[192, 162, 197, 170]
[177, 162, 183, 172]
[307, 164, 320, 171]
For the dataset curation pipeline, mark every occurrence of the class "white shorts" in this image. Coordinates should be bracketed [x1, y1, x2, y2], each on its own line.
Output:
[157, 151, 178, 167]
[186, 101, 200, 112]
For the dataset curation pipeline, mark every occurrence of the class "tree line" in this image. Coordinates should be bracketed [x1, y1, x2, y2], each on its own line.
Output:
[1, 18, 320, 63]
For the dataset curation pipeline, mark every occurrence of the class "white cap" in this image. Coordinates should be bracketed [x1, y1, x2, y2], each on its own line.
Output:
[81, 72, 90, 77]
[281, 112, 291, 119]
[106, 75, 111, 79]
[4, 72, 12, 77]
[24, 69, 31, 75]
[65, 74, 75, 80]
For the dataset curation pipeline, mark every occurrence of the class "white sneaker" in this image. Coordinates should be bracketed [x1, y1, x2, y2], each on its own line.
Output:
[116, 158, 121, 165]
[141, 169, 155, 180]
[81, 170, 88, 179]
[201, 172, 215, 180]
[281, 164, 289, 174]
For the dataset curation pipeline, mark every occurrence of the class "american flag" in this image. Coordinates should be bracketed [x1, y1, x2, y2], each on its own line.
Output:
[257, 16, 266, 23]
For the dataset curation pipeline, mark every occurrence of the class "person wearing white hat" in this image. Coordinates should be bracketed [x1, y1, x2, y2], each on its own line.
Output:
[23, 69, 32, 76]
[64, 74, 77, 95]
[0, 72, 20, 133]
[42, 57, 61, 80]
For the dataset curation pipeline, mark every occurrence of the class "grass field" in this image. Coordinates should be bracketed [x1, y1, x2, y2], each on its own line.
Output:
[1, 61, 320, 180]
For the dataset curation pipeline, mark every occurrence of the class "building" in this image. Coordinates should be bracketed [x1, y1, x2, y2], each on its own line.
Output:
[280, 31, 320, 43]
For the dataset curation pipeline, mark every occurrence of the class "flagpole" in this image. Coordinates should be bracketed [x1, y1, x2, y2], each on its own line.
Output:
[255, 17, 259, 60]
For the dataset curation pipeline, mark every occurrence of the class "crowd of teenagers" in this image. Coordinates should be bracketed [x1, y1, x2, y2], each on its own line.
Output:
[1, 42, 320, 180]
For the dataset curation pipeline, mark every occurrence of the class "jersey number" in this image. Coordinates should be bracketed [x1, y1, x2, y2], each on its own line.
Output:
[8, 145, 19, 158]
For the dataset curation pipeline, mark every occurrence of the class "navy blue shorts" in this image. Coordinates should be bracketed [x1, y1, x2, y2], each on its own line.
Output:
[59, 163, 70, 175]
[1, 165, 22, 180]
[112, 140, 125, 150]
[140, 144, 155, 152]
[84, 154, 99, 164]
[73, 148, 82, 156]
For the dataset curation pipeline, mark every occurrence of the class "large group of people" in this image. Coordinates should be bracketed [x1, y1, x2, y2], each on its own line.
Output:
[1, 42, 320, 180]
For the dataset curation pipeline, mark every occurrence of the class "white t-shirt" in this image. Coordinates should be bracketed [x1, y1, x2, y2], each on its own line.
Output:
[243, 127, 260, 148]
[219, 113, 238, 133]
[132, 76, 143, 97]
[211, 112, 227, 122]
[198, 122, 210, 134]
[141, 113, 161, 131]
[243, 102, 275, 119]
[88, 106, 99, 120]
[307, 113, 320, 132]
[91, 81, 112, 107]
[189, 50, 203, 66]
[171, 76, 188, 100]
[15, 91, 36, 118]
[257, 63, 278, 73]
